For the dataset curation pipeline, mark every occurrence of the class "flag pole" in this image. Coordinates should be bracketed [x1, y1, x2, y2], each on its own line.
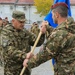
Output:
[20, 31, 42, 75]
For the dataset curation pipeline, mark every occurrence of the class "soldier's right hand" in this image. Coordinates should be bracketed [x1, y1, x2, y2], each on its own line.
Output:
[26, 52, 34, 59]
[23, 59, 29, 67]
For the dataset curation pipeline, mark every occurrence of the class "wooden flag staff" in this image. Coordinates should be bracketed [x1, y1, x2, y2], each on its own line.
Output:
[20, 31, 42, 75]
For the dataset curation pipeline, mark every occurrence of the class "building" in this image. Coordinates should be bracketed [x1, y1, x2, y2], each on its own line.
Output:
[70, 0, 75, 19]
[0, 0, 44, 24]
[0, 0, 75, 24]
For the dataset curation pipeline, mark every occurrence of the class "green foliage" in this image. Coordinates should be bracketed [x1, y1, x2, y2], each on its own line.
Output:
[34, 0, 53, 16]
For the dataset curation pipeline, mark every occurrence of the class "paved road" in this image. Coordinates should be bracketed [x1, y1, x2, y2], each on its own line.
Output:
[0, 61, 54, 75]
[0, 66, 4, 75]
[31, 60, 54, 75]
[0, 47, 54, 75]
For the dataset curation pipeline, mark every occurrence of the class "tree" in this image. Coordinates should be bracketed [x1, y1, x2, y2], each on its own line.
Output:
[34, 0, 53, 16]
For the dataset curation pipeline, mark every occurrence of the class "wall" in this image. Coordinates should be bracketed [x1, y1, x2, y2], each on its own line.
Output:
[71, 6, 75, 20]
[0, 4, 45, 24]
[0, 4, 75, 24]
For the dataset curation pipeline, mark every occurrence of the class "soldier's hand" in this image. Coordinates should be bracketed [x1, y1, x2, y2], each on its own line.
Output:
[42, 21, 49, 26]
[26, 52, 34, 59]
[40, 21, 48, 34]
[23, 59, 29, 67]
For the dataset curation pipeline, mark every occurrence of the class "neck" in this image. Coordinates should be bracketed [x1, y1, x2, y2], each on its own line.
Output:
[58, 17, 67, 25]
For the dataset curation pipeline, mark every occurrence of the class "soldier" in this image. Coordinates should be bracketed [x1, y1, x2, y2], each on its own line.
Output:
[2, 19, 8, 27]
[0, 10, 46, 75]
[0, 17, 3, 31]
[23, 2, 75, 75]
[0, 17, 3, 66]
[5, 17, 9, 24]
[30, 22, 40, 36]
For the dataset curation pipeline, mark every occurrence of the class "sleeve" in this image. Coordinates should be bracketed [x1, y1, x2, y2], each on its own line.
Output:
[1, 29, 26, 62]
[27, 29, 68, 68]
[45, 25, 54, 39]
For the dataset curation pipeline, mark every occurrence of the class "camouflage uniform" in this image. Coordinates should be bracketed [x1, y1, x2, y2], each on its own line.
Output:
[0, 26, 3, 31]
[28, 17, 75, 75]
[0, 26, 3, 66]
[45, 25, 54, 39]
[0, 11, 45, 75]
[30, 23, 40, 36]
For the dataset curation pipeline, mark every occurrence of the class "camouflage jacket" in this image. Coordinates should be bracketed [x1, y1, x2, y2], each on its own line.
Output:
[0, 26, 3, 62]
[0, 26, 2, 30]
[0, 24, 45, 75]
[28, 17, 75, 75]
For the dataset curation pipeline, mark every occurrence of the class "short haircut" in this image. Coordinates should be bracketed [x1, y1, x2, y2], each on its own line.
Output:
[52, 6, 68, 17]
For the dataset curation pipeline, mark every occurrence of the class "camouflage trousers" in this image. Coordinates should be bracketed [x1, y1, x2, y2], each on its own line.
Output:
[54, 63, 75, 75]
[4, 66, 31, 75]
[54, 72, 75, 75]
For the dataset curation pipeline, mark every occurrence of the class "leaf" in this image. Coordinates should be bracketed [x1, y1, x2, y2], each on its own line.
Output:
[34, 0, 53, 16]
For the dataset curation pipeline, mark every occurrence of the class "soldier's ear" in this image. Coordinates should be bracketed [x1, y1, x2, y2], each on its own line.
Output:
[55, 12, 59, 18]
